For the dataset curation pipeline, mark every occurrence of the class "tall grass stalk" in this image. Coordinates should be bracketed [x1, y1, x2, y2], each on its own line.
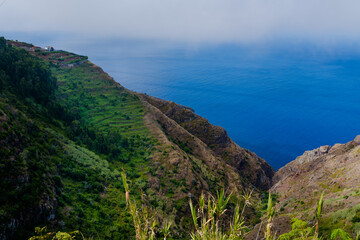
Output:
[121, 172, 170, 240]
[189, 190, 248, 240]
[265, 193, 276, 240]
[314, 192, 324, 238]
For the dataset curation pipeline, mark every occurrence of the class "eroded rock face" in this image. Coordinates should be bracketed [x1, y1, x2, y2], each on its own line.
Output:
[138, 94, 274, 190]
[272, 145, 332, 184]
[296, 145, 330, 164]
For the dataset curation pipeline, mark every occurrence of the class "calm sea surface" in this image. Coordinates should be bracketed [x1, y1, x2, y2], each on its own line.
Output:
[5, 33, 360, 169]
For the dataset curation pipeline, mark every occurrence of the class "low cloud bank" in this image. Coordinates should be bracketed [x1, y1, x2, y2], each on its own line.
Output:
[1, 0, 360, 44]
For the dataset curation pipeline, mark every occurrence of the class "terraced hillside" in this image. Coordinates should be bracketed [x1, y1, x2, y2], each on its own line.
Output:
[54, 62, 149, 137]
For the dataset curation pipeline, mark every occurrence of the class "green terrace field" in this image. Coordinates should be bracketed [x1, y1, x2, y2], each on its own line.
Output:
[53, 62, 149, 137]
[34, 50, 87, 65]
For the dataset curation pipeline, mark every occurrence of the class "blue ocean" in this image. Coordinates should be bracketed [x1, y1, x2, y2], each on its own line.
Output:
[5, 33, 360, 169]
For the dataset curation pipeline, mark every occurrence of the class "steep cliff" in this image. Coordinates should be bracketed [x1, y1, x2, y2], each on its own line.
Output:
[139, 94, 274, 190]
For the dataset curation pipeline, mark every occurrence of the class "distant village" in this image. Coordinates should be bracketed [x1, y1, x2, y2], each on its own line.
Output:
[8, 40, 88, 68]
[9, 41, 55, 52]
[30, 45, 55, 52]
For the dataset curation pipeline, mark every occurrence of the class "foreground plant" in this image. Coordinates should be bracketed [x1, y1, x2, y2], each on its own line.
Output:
[314, 192, 324, 238]
[28, 226, 87, 240]
[277, 218, 315, 240]
[189, 189, 250, 240]
[264, 193, 276, 240]
[121, 172, 171, 240]
[330, 229, 360, 240]
[278, 193, 324, 240]
[278, 192, 359, 240]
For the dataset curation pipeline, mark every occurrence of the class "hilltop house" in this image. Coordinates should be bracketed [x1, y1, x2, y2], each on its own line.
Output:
[44, 46, 54, 52]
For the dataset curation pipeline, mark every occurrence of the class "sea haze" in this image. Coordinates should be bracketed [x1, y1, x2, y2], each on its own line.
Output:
[5, 33, 360, 170]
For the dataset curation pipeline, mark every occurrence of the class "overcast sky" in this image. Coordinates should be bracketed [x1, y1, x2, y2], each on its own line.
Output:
[1, 0, 360, 44]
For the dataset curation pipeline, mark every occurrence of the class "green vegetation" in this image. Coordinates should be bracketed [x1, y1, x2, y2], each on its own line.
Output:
[278, 219, 314, 240]
[53, 62, 148, 136]
[29, 227, 86, 240]
[121, 172, 172, 240]
[320, 203, 360, 238]
[0, 37, 67, 239]
[122, 181, 360, 240]
[188, 190, 249, 240]
[0, 38, 56, 104]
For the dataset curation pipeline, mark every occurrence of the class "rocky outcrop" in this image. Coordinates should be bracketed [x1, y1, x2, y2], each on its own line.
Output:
[272, 145, 331, 184]
[273, 136, 360, 187]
